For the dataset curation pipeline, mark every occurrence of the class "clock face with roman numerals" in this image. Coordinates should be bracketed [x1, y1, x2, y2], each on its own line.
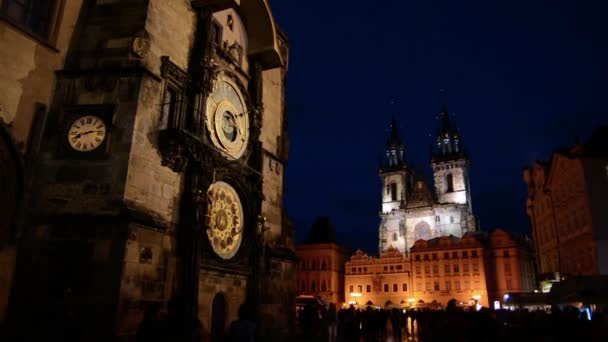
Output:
[67, 115, 107, 152]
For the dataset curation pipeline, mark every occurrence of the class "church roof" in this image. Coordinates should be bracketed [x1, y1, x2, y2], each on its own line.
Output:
[305, 216, 337, 244]
[406, 176, 435, 209]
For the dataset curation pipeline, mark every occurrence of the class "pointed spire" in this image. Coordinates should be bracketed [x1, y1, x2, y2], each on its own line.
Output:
[382, 103, 406, 169]
[387, 113, 402, 147]
[433, 90, 465, 160]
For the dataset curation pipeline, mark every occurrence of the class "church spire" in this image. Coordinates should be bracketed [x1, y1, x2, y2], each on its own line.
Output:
[433, 91, 464, 160]
[383, 115, 405, 169]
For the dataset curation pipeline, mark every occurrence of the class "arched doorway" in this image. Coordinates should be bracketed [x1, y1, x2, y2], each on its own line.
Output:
[210, 293, 227, 342]
[414, 221, 431, 241]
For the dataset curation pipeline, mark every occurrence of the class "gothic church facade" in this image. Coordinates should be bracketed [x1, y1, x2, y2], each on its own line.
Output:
[378, 103, 476, 254]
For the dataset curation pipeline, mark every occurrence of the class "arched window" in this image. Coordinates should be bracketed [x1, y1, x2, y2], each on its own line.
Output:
[390, 183, 398, 201]
[446, 174, 454, 192]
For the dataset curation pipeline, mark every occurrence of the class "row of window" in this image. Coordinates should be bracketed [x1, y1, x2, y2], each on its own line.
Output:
[300, 279, 329, 292]
[417, 279, 480, 292]
[300, 259, 328, 271]
[414, 250, 479, 261]
[350, 264, 405, 274]
[348, 283, 408, 294]
[415, 262, 480, 275]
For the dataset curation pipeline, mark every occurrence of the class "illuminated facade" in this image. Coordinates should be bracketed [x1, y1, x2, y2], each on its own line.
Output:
[410, 234, 488, 307]
[295, 217, 351, 304]
[379, 103, 476, 254]
[524, 126, 608, 280]
[344, 247, 412, 307]
[344, 230, 535, 309]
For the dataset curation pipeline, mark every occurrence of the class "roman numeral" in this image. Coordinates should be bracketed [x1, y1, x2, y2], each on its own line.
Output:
[96, 125, 103, 129]
[80, 120, 85, 126]
[95, 137, 101, 142]
[97, 131, 104, 136]
[86, 118, 92, 124]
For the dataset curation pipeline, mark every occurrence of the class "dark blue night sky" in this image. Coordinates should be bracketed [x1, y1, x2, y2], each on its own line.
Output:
[271, 0, 608, 254]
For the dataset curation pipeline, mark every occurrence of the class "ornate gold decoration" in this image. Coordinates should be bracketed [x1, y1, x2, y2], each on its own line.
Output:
[206, 181, 243, 259]
[205, 75, 249, 159]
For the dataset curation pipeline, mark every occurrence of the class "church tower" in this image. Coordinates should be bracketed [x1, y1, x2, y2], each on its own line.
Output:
[431, 100, 475, 225]
[378, 117, 412, 253]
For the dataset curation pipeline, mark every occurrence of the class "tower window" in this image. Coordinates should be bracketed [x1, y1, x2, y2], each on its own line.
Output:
[392, 233, 398, 241]
[390, 183, 398, 201]
[450, 216, 454, 224]
[446, 174, 454, 192]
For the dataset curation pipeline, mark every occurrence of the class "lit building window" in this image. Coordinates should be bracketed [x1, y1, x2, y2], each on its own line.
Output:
[473, 263, 479, 272]
[455, 280, 460, 291]
[453, 264, 459, 273]
[384, 284, 389, 292]
[358, 285, 362, 293]
[433, 265, 438, 274]
[391, 183, 398, 201]
[349, 285, 353, 293]
[434, 281, 440, 291]
[464, 280, 470, 290]
[445, 281, 451, 291]
[504, 262, 511, 274]
[415, 266, 421, 274]
[366, 285, 371, 293]
[393, 284, 398, 292]
[425, 282, 431, 291]
[506, 279, 513, 290]
[463, 263, 469, 273]
[402, 283, 408, 291]
[445, 264, 450, 273]
[321, 281, 327, 292]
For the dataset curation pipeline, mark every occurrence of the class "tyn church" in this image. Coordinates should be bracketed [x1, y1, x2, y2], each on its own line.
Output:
[378, 102, 477, 254]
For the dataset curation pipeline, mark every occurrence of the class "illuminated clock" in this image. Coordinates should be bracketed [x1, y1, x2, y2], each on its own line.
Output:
[67, 115, 107, 152]
[206, 181, 244, 259]
[205, 75, 249, 159]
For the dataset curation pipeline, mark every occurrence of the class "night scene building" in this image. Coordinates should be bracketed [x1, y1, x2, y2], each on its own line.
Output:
[378, 102, 476, 254]
[295, 217, 351, 305]
[344, 103, 535, 309]
[524, 126, 608, 286]
[1, 0, 296, 340]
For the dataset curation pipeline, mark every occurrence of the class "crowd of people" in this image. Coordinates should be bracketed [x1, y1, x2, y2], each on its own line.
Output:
[297, 303, 608, 342]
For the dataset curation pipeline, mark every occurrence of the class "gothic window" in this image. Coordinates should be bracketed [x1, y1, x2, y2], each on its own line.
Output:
[160, 57, 187, 129]
[390, 182, 398, 201]
[392, 233, 398, 241]
[446, 174, 454, 192]
[1, 0, 57, 39]
[414, 221, 432, 241]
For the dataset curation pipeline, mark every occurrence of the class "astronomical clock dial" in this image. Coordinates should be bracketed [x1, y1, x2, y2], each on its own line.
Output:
[205, 75, 249, 159]
[206, 181, 244, 259]
[67, 115, 107, 152]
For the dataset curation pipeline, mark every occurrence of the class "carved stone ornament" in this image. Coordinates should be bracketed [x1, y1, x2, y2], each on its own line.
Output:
[160, 56, 189, 86]
[132, 36, 150, 58]
[206, 181, 243, 260]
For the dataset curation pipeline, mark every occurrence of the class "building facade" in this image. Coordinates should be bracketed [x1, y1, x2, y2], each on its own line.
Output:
[410, 234, 489, 307]
[379, 103, 476, 254]
[524, 126, 608, 282]
[344, 247, 412, 308]
[295, 217, 350, 305]
[0, 0, 85, 322]
[4, 0, 296, 340]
